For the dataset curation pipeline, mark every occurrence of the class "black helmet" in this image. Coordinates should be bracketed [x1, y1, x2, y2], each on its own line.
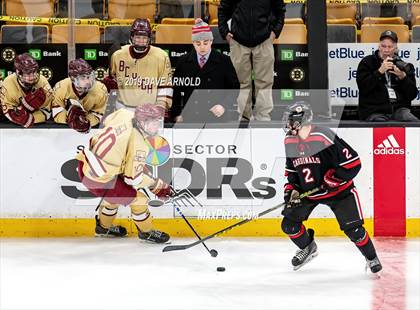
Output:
[283, 102, 313, 134]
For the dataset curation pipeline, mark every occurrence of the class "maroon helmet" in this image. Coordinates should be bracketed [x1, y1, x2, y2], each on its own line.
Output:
[14, 53, 39, 89]
[135, 103, 164, 122]
[130, 18, 152, 38]
[68, 59, 95, 93]
[130, 18, 151, 52]
[68, 59, 93, 79]
[134, 104, 164, 136]
[14, 53, 39, 74]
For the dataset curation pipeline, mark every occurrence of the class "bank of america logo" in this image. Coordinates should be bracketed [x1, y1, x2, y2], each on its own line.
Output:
[374, 134, 405, 155]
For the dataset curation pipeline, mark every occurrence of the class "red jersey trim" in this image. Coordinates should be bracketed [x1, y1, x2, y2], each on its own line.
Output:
[341, 158, 361, 169]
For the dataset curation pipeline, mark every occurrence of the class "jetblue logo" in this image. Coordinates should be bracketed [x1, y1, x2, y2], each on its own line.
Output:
[329, 48, 366, 59]
[330, 87, 359, 98]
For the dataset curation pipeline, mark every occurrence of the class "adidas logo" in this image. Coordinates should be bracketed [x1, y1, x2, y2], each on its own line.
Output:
[374, 134, 405, 155]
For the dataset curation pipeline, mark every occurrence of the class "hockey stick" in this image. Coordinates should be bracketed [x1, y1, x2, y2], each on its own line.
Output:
[169, 188, 218, 257]
[144, 185, 218, 257]
[162, 187, 321, 253]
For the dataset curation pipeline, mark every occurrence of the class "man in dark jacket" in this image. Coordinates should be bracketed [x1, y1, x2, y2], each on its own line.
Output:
[356, 30, 418, 122]
[218, 0, 285, 121]
[172, 18, 240, 123]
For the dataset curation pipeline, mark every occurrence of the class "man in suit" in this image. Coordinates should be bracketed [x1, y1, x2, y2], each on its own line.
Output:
[171, 18, 239, 123]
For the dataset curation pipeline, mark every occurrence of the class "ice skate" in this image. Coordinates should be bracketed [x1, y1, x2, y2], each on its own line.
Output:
[365, 256, 382, 274]
[138, 230, 170, 244]
[95, 216, 127, 237]
[292, 229, 318, 270]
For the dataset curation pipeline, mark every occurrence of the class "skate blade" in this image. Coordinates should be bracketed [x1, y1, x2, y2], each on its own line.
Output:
[95, 233, 127, 238]
[293, 251, 318, 271]
[365, 267, 383, 279]
[138, 239, 171, 245]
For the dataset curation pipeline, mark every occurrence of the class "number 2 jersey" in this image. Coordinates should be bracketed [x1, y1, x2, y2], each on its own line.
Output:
[75, 109, 156, 190]
[284, 125, 361, 201]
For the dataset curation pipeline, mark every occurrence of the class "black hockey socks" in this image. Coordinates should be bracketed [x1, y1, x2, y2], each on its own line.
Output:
[355, 234, 377, 260]
[281, 218, 313, 249]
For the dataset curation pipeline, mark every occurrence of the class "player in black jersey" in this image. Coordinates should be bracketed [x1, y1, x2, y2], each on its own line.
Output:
[281, 102, 382, 273]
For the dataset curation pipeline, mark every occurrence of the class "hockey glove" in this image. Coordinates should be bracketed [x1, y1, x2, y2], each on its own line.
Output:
[67, 105, 90, 133]
[102, 75, 118, 93]
[284, 183, 302, 209]
[8, 105, 34, 128]
[20, 88, 46, 112]
[323, 169, 344, 192]
[151, 179, 174, 201]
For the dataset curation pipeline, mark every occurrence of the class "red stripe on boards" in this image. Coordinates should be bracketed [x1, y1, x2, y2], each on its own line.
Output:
[373, 128, 406, 236]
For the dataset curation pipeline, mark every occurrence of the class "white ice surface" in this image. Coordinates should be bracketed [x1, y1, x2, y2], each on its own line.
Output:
[1, 237, 419, 310]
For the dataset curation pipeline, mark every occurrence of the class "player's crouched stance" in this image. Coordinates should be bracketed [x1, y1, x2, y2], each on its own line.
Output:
[76, 103, 173, 243]
[281, 103, 382, 273]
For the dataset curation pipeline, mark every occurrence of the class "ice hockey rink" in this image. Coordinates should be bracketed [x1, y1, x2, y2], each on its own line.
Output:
[1, 237, 419, 310]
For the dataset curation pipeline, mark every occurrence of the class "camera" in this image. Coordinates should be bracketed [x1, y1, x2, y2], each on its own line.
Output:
[388, 56, 411, 73]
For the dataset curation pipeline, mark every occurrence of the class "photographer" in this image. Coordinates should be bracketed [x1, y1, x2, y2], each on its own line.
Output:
[356, 31, 418, 122]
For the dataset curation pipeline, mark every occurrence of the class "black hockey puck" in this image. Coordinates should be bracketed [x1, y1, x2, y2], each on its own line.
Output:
[217, 267, 225, 272]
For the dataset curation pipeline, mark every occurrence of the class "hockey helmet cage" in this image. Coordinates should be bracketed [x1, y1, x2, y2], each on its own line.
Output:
[14, 53, 39, 89]
[130, 18, 151, 51]
[68, 59, 95, 93]
[283, 102, 313, 133]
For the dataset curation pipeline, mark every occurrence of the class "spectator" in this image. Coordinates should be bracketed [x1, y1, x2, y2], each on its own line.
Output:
[356, 30, 418, 122]
[218, 0, 285, 121]
[0, 53, 52, 128]
[52, 59, 108, 133]
[171, 18, 240, 123]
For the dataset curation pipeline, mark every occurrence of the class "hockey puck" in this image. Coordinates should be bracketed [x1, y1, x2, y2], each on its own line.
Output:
[217, 267, 226, 272]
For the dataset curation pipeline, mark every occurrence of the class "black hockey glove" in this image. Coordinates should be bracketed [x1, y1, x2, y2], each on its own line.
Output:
[284, 183, 302, 209]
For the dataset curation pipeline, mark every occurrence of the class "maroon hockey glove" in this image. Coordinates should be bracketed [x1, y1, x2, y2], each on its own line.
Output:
[67, 104, 85, 122]
[102, 75, 118, 93]
[21, 88, 46, 112]
[7, 105, 34, 128]
[151, 179, 174, 201]
[323, 169, 344, 191]
[67, 106, 90, 133]
[70, 114, 90, 133]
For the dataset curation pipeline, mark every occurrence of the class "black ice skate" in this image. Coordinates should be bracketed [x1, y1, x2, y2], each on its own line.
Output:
[95, 216, 127, 237]
[365, 256, 382, 273]
[138, 230, 170, 244]
[292, 229, 318, 270]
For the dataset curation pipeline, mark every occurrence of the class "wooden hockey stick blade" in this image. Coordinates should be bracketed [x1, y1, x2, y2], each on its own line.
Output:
[162, 186, 321, 253]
